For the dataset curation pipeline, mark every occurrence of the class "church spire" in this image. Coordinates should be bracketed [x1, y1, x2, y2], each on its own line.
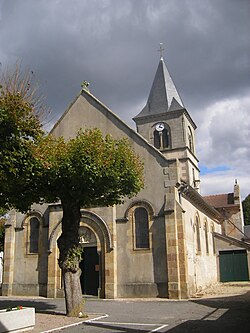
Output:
[134, 52, 184, 119]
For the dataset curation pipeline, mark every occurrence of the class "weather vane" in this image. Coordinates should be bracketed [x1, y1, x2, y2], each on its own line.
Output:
[158, 43, 164, 59]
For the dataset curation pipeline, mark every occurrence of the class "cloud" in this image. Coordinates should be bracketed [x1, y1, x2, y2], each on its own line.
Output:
[201, 170, 250, 201]
[197, 93, 250, 168]
[0, 0, 249, 197]
[197, 93, 250, 199]
[0, 0, 249, 121]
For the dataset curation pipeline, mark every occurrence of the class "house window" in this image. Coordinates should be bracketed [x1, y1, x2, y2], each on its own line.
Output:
[153, 124, 170, 150]
[195, 215, 201, 254]
[204, 220, 209, 254]
[28, 217, 40, 254]
[134, 207, 150, 249]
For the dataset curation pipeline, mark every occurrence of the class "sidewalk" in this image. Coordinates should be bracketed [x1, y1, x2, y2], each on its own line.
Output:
[32, 313, 90, 333]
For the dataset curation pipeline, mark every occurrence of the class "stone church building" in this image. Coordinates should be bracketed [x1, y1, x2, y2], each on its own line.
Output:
[2, 56, 249, 299]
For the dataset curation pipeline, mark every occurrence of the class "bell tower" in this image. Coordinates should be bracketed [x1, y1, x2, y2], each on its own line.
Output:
[133, 50, 200, 190]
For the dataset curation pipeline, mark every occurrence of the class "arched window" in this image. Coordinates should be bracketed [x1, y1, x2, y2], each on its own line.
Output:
[162, 128, 170, 148]
[134, 207, 150, 249]
[153, 123, 170, 150]
[154, 130, 161, 149]
[204, 219, 209, 254]
[188, 126, 194, 153]
[195, 215, 201, 254]
[28, 217, 40, 254]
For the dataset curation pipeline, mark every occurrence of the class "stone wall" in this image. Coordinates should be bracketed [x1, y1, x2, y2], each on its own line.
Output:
[181, 197, 221, 295]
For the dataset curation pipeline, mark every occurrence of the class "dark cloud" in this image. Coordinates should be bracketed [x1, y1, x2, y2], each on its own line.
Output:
[0, 0, 249, 197]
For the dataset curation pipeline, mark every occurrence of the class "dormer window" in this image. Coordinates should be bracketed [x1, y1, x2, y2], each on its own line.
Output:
[154, 123, 170, 150]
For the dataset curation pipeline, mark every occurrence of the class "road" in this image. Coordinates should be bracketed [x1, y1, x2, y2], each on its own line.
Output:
[69, 293, 250, 332]
[0, 291, 249, 332]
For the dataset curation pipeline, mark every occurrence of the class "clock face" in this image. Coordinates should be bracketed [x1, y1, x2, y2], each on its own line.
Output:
[156, 123, 165, 132]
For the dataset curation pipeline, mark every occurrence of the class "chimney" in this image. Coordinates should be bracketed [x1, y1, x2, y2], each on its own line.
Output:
[234, 179, 240, 204]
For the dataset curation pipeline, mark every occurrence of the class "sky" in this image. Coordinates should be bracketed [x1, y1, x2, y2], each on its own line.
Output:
[0, 0, 249, 199]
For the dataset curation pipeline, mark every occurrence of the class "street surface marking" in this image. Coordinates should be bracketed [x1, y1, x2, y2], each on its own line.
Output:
[150, 325, 169, 332]
[42, 314, 108, 333]
[85, 314, 109, 322]
[87, 321, 165, 326]
[85, 318, 169, 332]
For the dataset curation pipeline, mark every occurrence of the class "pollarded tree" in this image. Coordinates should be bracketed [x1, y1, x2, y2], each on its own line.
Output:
[35, 130, 144, 316]
[242, 194, 250, 225]
[0, 67, 144, 317]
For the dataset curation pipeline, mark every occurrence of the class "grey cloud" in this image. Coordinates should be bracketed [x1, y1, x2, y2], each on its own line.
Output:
[0, 0, 249, 194]
[1, 0, 249, 125]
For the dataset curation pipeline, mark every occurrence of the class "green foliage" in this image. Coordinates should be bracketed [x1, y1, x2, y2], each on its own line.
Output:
[0, 68, 144, 213]
[59, 244, 84, 272]
[242, 194, 250, 225]
[35, 129, 144, 207]
[0, 207, 7, 217]
[0, 68, 45, 212]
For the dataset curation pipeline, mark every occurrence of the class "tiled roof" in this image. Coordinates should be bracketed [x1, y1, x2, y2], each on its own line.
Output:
[203, 193, 237, 208]
[179, 184, 223, 221]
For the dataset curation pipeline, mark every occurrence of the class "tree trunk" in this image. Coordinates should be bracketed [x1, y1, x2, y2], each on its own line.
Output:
[63, 269, 84, 317]
[57, 199, 85, 317]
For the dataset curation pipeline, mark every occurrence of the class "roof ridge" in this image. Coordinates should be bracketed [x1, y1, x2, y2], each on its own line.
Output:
[203, 193, 233, 198]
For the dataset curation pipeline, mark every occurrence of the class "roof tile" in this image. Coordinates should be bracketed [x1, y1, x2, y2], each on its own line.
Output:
[203, 193, 237, 208]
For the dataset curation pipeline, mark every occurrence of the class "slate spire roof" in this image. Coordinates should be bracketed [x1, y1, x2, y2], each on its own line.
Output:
[134, 57, 185, 119]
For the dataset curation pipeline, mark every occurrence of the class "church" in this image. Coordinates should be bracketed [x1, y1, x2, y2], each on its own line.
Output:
[2, 54, 249, 299]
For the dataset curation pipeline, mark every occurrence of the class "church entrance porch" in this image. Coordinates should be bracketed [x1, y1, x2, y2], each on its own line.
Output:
[80, 246, 100, 296]
[46, 208, 116, 299]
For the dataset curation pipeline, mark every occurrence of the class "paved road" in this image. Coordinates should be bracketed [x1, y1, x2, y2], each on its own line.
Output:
[0, 293, 250, 332]
[81, 295, 250, 332]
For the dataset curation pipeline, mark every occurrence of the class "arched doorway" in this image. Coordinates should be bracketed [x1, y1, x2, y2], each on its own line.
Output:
[48, 209, 114, 298]
[79, 226, 100, 296]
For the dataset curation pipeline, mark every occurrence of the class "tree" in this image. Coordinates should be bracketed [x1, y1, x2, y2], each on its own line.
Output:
[242, 194, 250, 225]
[0, 68, 144, 317]
[0, 67, 44, 211]
[35, 130, 144, 316]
